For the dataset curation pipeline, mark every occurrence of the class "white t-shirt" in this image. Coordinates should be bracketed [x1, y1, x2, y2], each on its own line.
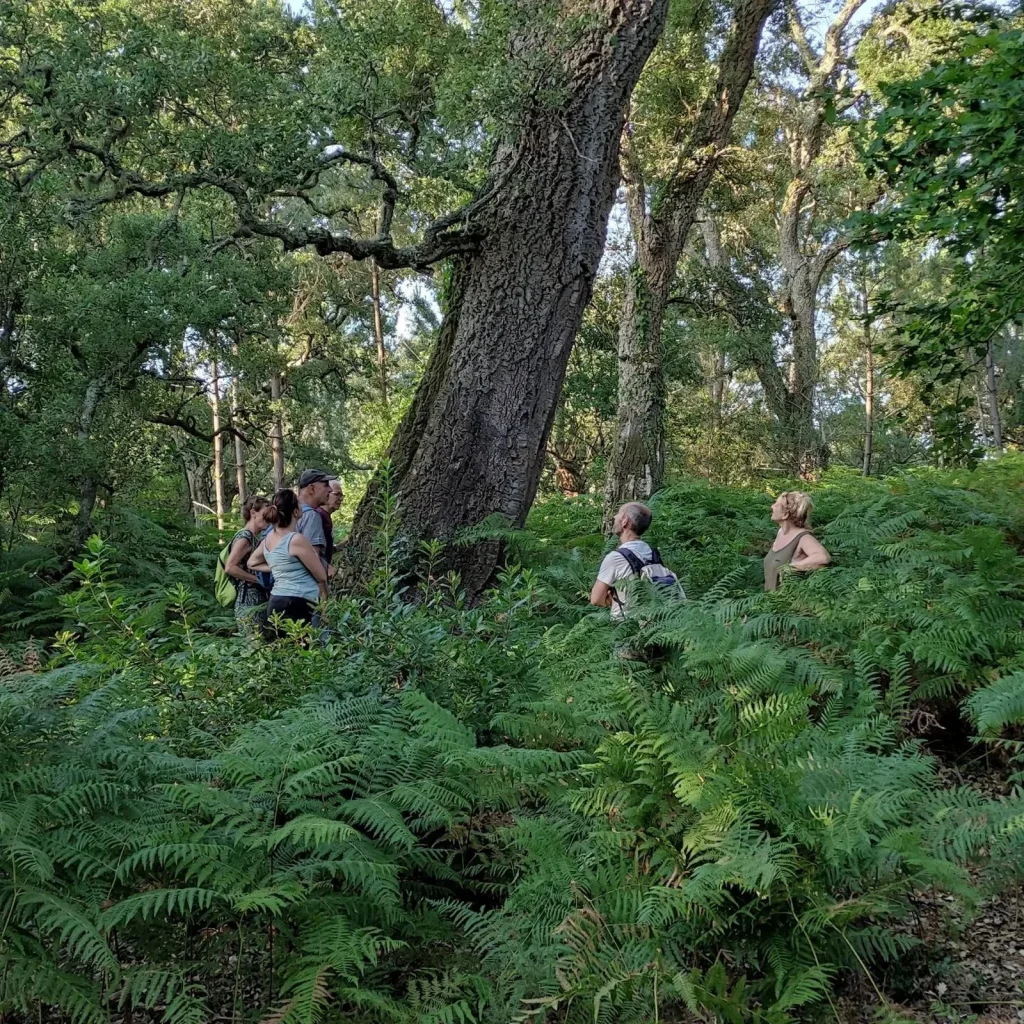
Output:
[597, 541, 654, 622]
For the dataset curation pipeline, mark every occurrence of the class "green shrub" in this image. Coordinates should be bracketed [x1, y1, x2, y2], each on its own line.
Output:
[2, 459, 1024, 1022]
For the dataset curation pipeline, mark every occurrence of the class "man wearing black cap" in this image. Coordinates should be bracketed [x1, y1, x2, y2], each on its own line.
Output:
[296, 469, 333, 574]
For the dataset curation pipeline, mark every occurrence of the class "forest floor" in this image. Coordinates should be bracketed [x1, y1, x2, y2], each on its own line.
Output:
[844, 753, 1024, 1023]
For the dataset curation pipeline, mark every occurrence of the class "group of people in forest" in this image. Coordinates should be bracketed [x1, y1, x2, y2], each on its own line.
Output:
[221, 469, 342, 636]
[221, 470, 831, 640]
[591, 490, 831, 621]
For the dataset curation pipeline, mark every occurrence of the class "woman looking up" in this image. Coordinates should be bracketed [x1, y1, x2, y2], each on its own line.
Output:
[249, 488, 329, 636]
[764, 491, 831, 591]
[224, 495, 272, 627]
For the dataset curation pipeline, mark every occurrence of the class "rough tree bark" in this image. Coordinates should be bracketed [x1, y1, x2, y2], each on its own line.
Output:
[344, 0, 671, 596]
[370, 260, 389, 406]
[603, 0, 774, 522]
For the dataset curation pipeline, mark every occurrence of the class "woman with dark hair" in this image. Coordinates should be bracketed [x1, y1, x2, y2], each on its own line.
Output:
[248, 489, 329, 635]
[764, 490, 831, 591]
[224, 495, 272, 625]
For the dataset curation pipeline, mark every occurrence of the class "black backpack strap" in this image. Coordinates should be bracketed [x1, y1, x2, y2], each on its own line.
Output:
[647, 547, 661, 566]
[616, 546, 647, 576]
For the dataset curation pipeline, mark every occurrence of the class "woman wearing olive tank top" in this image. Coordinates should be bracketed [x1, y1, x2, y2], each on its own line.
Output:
[764, 491, 831, 591]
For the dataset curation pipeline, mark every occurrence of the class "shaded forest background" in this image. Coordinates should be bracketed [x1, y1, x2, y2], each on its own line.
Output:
[2, 0, 1021, 572]
[3, 2, 1024, 1023]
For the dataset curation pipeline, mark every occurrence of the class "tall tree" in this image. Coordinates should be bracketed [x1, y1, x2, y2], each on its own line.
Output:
[3, 0, 670, 591]
[342, 0, 672, 592]
[689, 0, 870, 473]
[766, 0, 868, 472]
[603, 0, 775, 520]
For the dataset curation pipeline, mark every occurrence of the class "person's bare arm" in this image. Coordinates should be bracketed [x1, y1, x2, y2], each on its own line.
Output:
[292, 533, 330, 600]
[225, 536, 258, 584]
[248, 540, 270, 574]
[590, 580, 613, 607]
[791, 534, 831, 571]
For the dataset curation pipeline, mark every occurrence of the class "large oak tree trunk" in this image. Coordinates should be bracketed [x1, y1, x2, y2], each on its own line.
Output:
[603, 0, 774, 521]
[346, 0, 669, 597]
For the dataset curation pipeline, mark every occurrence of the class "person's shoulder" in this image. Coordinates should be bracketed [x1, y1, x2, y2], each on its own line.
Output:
[597, 548, 627, 581]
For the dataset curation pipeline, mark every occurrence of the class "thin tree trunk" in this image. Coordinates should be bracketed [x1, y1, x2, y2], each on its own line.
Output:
[370, 260, 388, 406]
[182, 446, 214, 523]
[345, 0, 670, 598]
[231, 343, 247, 504]
[710, 352, 726, 432]
[701, 216, 729, 440]
[603, 0, 774, 522]
[985, 338, 1002, 451]
[269, 370, 285, 491]
[210, 356, 226, 536]
[863, 338, 874, 477]
[71, 376, 105, 552]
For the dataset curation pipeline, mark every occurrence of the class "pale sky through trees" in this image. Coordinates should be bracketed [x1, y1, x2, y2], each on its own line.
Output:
[278, 0, 886, 341]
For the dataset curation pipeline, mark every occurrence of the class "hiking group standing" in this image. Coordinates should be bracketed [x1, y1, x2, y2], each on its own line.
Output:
[590, 491, 831, 624]
[219, 467, 342, 637]
[224, 475, 831, 642]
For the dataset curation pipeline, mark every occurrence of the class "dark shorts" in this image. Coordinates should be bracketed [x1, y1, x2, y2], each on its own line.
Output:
[263, 595, 316, 639]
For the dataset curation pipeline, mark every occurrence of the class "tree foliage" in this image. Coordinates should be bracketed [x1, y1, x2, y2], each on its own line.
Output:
[859, 18, 1024, 379]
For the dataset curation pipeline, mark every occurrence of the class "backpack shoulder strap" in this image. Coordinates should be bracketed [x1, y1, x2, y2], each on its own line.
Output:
[647, 547, 662, 566]
[616, 546, 646, 576]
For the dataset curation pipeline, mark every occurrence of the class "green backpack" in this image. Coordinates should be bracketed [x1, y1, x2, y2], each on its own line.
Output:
[215, 530, 254, 607]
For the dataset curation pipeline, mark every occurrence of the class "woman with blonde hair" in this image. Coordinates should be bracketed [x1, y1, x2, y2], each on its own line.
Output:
[763, 491, 831, 591]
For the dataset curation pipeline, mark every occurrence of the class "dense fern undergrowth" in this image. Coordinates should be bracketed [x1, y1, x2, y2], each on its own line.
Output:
[3, 460, 1024, 1023]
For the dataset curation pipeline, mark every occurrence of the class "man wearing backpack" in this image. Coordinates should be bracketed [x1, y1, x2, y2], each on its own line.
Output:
[590, 502, 683, 623]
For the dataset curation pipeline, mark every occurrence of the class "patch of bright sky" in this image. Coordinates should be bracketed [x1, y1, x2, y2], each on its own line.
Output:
[601, 0, 887, 276]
